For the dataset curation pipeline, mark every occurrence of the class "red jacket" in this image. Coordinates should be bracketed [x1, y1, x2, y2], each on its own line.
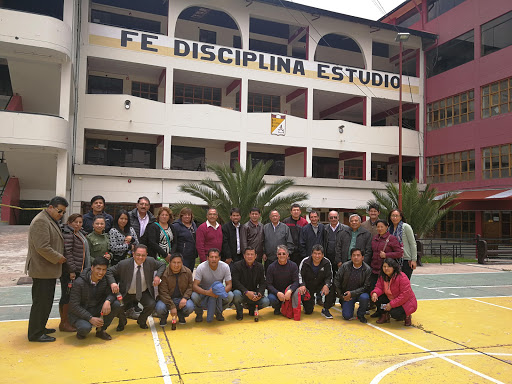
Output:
[371, 232, 403, 274]
[372, 272, 417, 316]
[196, 222, 223, 262]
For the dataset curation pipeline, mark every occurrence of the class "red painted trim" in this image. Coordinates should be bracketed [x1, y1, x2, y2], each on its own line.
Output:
[415, 157, 419, 182]
[362, 153, 367, 181]
[304, 147, 307, 177]
[475, 211, 482, 236]
[363, 97, 367, 126]
[156, 135, 164, 146]
[6, 95, 23, 111]
[304, 90, 308, 119]
[339, 151, 364, 161]
[388, 155, 416, 164]
[1, 177, 20, 225]
[415, 49, 420, 77]
[226, 79, 241, 96]
[288, 26, 306, 44]
[286, 88, 306, 103]
[224, 141, 240, 152]
[319, 97, 364, 120]
[158, 70, 166, 103]
[415, 104, 419, 131]
[285, 147, 306, 157]
[371, 103, 416, 122]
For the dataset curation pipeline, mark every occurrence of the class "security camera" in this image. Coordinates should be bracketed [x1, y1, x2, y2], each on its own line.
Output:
[338, 125, 344, 134]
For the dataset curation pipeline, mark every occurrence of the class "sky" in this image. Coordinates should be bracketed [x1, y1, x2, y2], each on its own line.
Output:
[288, 0, 406, 21]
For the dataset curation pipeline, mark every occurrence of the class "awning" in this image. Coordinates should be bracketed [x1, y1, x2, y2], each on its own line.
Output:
[434, 189, 511, 201]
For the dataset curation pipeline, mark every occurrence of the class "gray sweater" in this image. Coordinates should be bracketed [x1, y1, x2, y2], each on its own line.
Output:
[263, 222, 294, 262]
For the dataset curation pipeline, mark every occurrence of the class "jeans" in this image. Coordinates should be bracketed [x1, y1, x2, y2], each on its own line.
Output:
[191, 291, 234, 314]
[341, 293, 370, 320]
[74, 300, 121, 337]
[155, 298, 195, 319]
[232, 290, 270, 312]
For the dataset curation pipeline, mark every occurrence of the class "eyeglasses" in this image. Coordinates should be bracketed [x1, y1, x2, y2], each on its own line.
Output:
[328, 216, 337, 219]
[56, 209, 66, 215]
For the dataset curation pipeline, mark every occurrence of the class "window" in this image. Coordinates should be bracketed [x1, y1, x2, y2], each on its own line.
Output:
[85, 139, 156, 169]
[482, 143, 511, 179]
[0, 63, 13, 96]
[132, 81, 158, 101]
[434, 211, 475, 238]
[248, 152, 285, 176]
[344, 159, 363, 180]
[426, 30, 474, 77]
[249, 39, 287, 56]
[88, 75, 123, 94]
[248, 93, 280, 113]
[199, 29, 216, 44]
[427, 0, 466, 22]
[173, 83, 221, 106]
[233, 36, 242, 49]
[397, 8, 420, 28]
[427, 150, 475, 183]
[371, 161, 388, 182]
[0, 0, 63, 20]
[481, 77, 511, 118]
[171, 146, 205, 171]
[427, 90, 474, 130]
[90, 9, 161, 34]
[312, 157, 339, 179]
[482, 11, 512, 56]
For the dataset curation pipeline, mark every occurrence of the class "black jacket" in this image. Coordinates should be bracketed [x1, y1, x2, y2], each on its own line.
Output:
[172, 219, 198, 261]
[69, 267, 116, 324]
[299, 223, 325, 258]
[322, 223, 348, 260]
[333, 261, 371, 299]
[221, 222, 242, 262]
[335, 226, 373, 265]
[145, 222, 178, 259]
[128, 208, 155, 241]
[231, 260, 266, 296]
[298, 256, 333, 293]
[82, 211, 113, 235]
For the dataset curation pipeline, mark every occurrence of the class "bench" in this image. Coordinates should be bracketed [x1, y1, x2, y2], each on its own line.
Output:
[476, 236, 512, 264]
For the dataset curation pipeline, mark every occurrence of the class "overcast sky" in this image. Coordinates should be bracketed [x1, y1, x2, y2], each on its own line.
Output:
[288, 0, 406, 21]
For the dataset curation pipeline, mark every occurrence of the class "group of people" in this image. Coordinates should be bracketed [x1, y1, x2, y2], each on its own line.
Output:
[25, 196, 418, 343]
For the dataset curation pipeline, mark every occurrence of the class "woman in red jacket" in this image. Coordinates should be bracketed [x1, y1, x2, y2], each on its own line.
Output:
[371, 258, 417, 326]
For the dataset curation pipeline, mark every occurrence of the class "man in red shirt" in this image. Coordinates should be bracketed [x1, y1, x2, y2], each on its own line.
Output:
[196, 208, 223, 262]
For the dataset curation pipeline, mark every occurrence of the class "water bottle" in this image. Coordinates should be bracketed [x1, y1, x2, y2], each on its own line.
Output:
[254, 305, 259, 322]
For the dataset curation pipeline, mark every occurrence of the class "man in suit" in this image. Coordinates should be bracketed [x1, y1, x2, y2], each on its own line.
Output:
[107, 244, 166, 329]
[222, 207, 242, 266]
[26, 196, 68, 342]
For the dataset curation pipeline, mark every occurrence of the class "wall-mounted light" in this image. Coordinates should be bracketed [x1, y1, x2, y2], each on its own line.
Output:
[395, 32, 410, 42]
[338, 125, 345, 134]
[124, 100, 131, 110]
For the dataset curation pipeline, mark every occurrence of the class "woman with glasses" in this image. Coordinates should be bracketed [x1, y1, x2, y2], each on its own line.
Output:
[388, 209, 417, 280]
[172, 207, 198, 272]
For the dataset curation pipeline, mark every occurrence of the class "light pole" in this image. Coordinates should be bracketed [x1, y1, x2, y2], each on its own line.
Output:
[395, 32, 410, 211]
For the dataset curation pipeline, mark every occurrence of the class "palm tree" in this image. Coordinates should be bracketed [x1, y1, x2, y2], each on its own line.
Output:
[357, 180, 458, 237]
[173, 158, 309, 224]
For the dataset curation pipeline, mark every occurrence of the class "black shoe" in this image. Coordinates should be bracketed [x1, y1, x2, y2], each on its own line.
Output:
[160, 317, 167, 327]
[371, 311, 381, 318]
[321, 308, 334, 319]
[274, 307, 281, 315]
[195, 313, 203, 323]
[139, 323, 149, 329]
[236, 311, 243, 321]
[44, 328, 56, 334]
[134, 306, 142, 313]
[31, 334, 56, 342]
[178, 315, 186, 324]
[358, 315, 368, 324]
[216, 312, 225, 321]
[248, 308, 255, 316]
[95, 330, 112, 340]
[76, 333, 86, 340]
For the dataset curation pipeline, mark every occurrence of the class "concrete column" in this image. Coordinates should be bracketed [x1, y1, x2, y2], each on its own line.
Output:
[56, 150, 68, 198]
[366, 97, 372, 127]
[62, 0, 74, 28]
[364, 152, 372, 181]
[305, 146, 312, 177]
[241, 77, 248, 113]
[307, 88, 313, 120]
[59, 61, 72, 120]
[166, 67, 174, 104]
[239, 141, 247, 168]
[163, 134, 172, 169]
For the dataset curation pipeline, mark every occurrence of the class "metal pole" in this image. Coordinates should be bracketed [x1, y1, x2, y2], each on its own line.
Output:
[398, 40, 403, 211]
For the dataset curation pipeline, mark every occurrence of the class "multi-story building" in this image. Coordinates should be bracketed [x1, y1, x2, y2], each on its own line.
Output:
[381, 0, 512, 239]
[1, 0, 436, 224]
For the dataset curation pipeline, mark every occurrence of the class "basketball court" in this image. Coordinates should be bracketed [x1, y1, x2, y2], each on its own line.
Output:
[1, 269, 511, 384]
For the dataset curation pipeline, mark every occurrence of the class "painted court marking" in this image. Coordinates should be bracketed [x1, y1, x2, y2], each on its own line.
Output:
[469, 298, 512, 311]
[148, 316, 173, 384]
[424, 285, 512, 290]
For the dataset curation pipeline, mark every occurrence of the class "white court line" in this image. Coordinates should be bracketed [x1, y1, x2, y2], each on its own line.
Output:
[418, 295, 512, 301]
[424, 285, 512, 290]
[0, 303, 58, 308]
[331, 307, 505, 384]
[370, 353, 512, 384]
[148, 316, 173, 384]
[413, 271, 511, 276]
[0, 316, 59, 323]
[449, 293, 459, 297]
[469, 298, 512, 311]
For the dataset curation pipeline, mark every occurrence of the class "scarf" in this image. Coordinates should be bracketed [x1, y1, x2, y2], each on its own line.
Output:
[389, 221, 404, 247]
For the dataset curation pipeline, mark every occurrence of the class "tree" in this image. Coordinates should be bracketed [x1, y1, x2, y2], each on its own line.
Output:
[357, 180, 459, 237]
[173, 158, 309, 224]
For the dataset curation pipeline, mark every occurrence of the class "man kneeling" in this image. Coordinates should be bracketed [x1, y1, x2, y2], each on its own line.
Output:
[334, 247, 371, 323]
[232, 247, 270, 320]
[156, 253, 195, 328]
[69, 257, 121, 340]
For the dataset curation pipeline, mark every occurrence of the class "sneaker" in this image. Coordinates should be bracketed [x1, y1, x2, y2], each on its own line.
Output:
[236, 311, 243, 321]
[178, 315, 186, 325]
[321, 308, 333, 319]
[195, 313, 203, 323]
[159, 317, 167, 327]
[358, 315, 368, 324]
[273, 307, 281, 315]
[216, 312, 225, 321]
[125, 307, 140, 320]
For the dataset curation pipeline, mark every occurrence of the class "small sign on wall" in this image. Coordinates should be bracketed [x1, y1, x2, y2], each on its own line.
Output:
[271, 114, 286, 136]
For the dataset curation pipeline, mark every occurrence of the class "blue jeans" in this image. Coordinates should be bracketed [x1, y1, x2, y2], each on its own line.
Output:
[232, 290, 270, 312]
[341, 293, 370, 320]
[155, 298, 195, 319]
[191, 291, 234, 314]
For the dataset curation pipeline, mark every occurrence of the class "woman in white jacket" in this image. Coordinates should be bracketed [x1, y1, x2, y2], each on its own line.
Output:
[388, 209, 417, 280]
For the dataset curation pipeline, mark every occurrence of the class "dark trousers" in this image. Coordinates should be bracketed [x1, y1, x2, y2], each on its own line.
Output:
[183, 257, 195, 273]
[74, 301, 122, 337]
[302, 288, 335, 314]
[402, 261, 413, 280]
[120, 290, 156, 326]
[60, 271, 81, 305]
[375, 294, 406, 320]
[28, 278, 56, 341]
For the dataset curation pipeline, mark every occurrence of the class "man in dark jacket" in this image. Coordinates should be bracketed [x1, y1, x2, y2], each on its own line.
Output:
[221, 208, 242, 266]
[322, 211, 348, 276]
[297, 245, 334, 319]
[334, 247, 371, 323]
[335, 214, 372, 267]
[69, 256, 121, 340]
[282, 204, 308, 265]
[82, 195, 113, 234]
[128, 196, 156, 241]
[240, 207, 265, 262]
[107, 244, 166, 329]
[299, 210, 324, 259]
[232, 247, 270, 320]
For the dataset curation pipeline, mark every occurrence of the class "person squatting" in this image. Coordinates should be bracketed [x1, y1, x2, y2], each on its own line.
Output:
[26, 197, 417, 342]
